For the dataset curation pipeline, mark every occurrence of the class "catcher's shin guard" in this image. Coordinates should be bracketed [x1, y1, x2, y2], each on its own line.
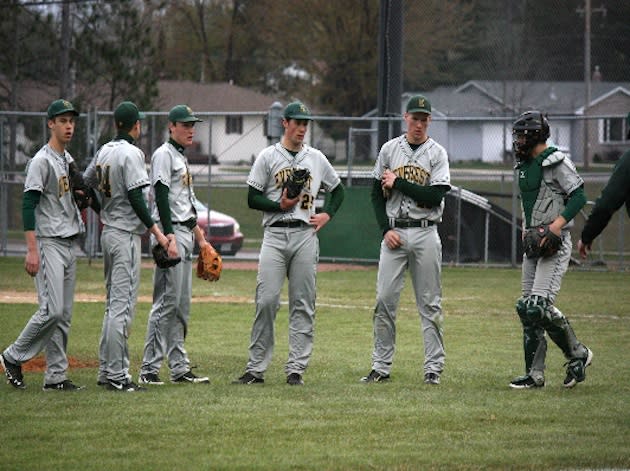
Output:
[540, 306, 586, 360]
[516, 297, 547, 374]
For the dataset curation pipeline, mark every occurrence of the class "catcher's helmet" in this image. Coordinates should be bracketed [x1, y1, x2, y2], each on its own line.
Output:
[512, 111, 550, 160]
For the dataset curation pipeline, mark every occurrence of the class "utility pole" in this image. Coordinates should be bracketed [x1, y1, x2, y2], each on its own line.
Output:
[376, 0, 403, 149]
[59, 0, 71, 98]
[577, 1, 607, 169]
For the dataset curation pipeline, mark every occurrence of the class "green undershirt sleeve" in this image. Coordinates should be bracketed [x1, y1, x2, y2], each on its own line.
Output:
[322, 183, 345, 219]
[128, 186, 155, 229]
[248, 185, 282, 212]
[561, 186, 586, 223]
[22, 190, 41, 231]
[370, 179, 390, 235]
[392, 179, 449, 207]
[154, 182, 173, 234]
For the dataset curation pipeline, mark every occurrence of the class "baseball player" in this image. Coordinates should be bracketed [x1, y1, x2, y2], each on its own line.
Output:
[138, 105, 210, 385]
[1, 99, 86, 391]
[84, 101, 173, 392]
[510, 110, 592, 389]
[361, 95, 450, 385]
[234, 101, 345, 386]
[578, 111, 630, 259]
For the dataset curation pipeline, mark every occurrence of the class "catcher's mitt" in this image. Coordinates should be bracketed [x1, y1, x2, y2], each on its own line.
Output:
[152, 243, 181, 269]
[196, 244, 222, 282]
[523, 225, 562, 259]
[283, 168, 310, 199]
[68, 161, 91, 210]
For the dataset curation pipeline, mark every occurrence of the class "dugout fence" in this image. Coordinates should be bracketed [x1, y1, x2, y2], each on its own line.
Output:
[0, 110, 627, 269]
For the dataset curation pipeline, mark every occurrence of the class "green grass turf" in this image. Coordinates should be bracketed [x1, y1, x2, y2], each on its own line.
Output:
[0, 257, 629, 470]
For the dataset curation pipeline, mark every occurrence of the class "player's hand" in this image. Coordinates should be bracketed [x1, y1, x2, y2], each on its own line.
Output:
[384, 229, 402, 250]
[24, 249, 39, 277]
[577, 239, 591, 259]
[309, 212, 331, 232]
[280, 187, 300, 211]
[381, 169, 397, 190]
[166, 240, 179, 259]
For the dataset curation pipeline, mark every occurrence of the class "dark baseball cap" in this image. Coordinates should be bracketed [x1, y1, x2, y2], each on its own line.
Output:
[114, 101, 146, 129]
[406, 95, 432, 114]
[47, 99, 79, 119]
[283, 101, 312, 120]
[168, 105, 203, 123]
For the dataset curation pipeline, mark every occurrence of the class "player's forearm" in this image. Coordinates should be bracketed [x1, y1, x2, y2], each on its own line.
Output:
[392, 180, 448, 207]
[370, 179, 390, 234]
[322, 184, 345, 219]
[154, 182, 174, 234]
[24, 230, 37, 252]
[248, 185, 281, 212]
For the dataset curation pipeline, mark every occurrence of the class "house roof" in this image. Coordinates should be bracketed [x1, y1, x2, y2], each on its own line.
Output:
[0, 76, 279, 114]
[156, 80, 278, 113]
[406, 80, 630, 117]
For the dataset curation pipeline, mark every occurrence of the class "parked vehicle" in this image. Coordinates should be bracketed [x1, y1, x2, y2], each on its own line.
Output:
[192, 200, 244, 255]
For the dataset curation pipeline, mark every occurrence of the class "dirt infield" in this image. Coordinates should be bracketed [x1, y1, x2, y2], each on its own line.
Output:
[18, 356, 99, 373]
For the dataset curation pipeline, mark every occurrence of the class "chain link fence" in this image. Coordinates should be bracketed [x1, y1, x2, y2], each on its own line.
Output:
[1, 109, 627, 269]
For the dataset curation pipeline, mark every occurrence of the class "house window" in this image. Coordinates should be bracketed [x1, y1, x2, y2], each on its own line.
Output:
[226, 116, 243, 135]
[599, 117, 628, 143]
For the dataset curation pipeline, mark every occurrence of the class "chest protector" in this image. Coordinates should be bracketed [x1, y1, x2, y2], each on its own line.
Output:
[518, 147, 566, 228]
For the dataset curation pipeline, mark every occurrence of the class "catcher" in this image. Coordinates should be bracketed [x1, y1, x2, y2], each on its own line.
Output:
[510, 110, 593, 390]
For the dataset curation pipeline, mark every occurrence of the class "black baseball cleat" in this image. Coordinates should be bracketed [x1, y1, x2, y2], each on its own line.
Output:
[232, 372, 264, 384]
[563, 347, 594, 388]
[43, 379, 84, 391]
[509, 374, 545, 389]
[424, 372, 441, 385]
[286, 373, 304, 386]
[171, 370, 210, 384]
[138, 372, 165, 385]
[1, 353, 25, 389]
[105, 380, 147, 392]
[360, 369, 390, 383]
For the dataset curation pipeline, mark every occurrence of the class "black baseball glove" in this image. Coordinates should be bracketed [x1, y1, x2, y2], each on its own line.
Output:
[152, 244, 181, 269]
[68, 161, 91, 210]
[523, 225, 562, 259]
[283, 168, 310, 199]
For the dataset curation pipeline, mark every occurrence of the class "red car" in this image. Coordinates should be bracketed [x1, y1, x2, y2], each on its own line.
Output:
[192, 200, 244, 255]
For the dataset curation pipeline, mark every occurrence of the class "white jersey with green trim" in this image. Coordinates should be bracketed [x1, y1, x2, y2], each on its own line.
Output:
[373, 135, 451, 222]
[84, 139, 150, 235]
[150, 142, 196, 223]
[23, 144, 84, 238]
[247, 142, 341, 227]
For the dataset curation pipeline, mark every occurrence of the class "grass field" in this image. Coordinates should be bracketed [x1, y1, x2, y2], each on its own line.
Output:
[0, 256, 629, 470]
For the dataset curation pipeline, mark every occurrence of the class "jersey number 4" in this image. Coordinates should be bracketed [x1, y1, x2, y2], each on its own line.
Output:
[95, 165, 112, 198]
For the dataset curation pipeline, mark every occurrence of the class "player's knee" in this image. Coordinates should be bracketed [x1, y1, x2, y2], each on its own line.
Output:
[519, 295, 549, 324]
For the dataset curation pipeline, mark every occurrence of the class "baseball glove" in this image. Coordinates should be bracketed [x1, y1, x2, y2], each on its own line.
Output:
[68, 161, 91, 210]
[523, 225, 562, 259]
[196, 244, 222, 282]
[283, 168, 310, 199]
[152, 243, 181, 269]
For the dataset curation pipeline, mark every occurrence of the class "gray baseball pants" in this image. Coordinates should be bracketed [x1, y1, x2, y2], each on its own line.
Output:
[3, 237, 76, 385]
[371, 226, 445, 376]
[140, 225, 194, 380]
[245, 225, 318, 378]
[98, 227, 141, 384]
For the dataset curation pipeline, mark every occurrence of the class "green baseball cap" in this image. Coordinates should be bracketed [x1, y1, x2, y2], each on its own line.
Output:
[47, 99, 79, 119]
[114, 101, 146, 129]
[283, 101, 312, 120]
[406, 95, 432, 114]
[168, 105, 203, 123]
